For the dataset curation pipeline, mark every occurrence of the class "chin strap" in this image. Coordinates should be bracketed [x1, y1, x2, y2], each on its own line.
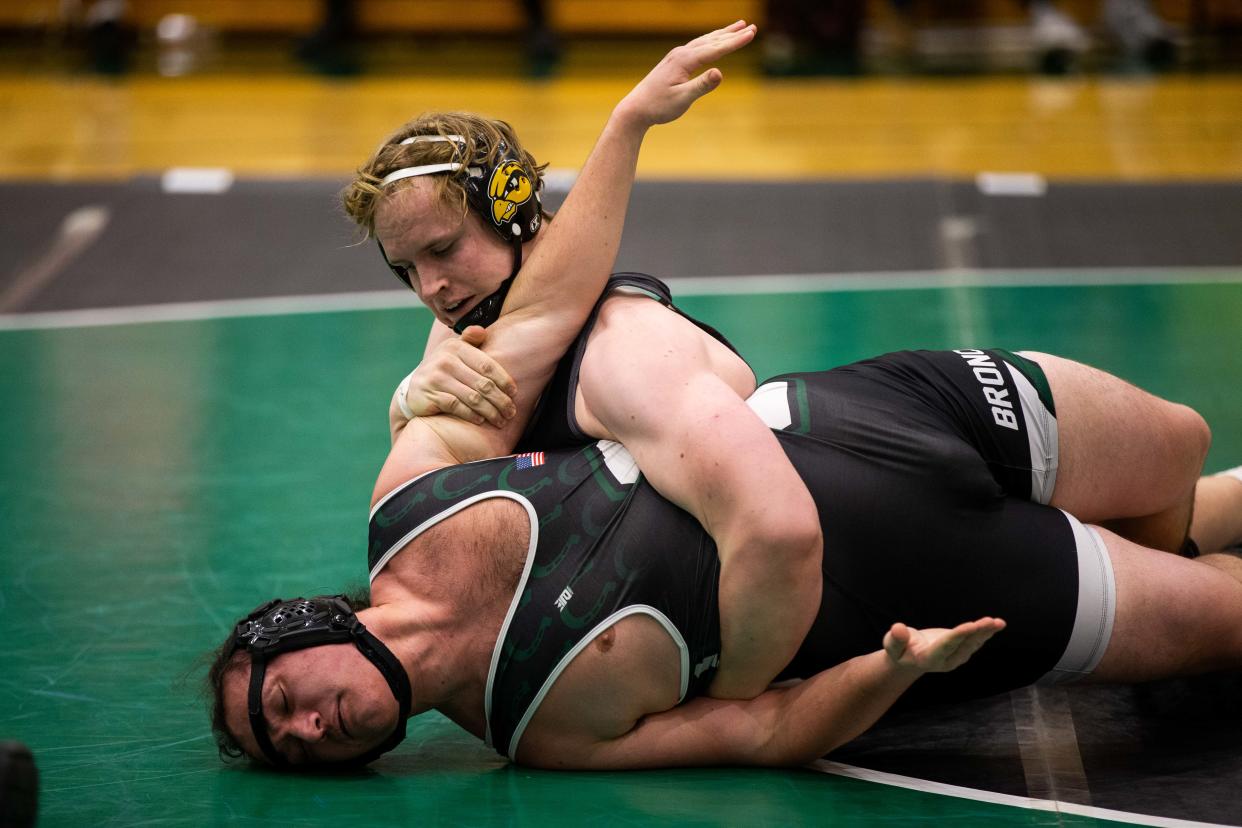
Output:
[345, 623, 413, 768]
[244, 617, 413, 769]
[451, 239, 524, 334]
[247, 656, 283, 766]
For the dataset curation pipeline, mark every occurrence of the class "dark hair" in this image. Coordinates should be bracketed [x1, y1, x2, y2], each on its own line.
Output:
[204, 586, 373, 762]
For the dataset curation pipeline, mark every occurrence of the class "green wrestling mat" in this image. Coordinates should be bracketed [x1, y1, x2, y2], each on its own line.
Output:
[2, 277, 1240, 826]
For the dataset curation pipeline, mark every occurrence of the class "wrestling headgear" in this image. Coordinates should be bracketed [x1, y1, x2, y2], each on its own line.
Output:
[377, 134, 543, 334]
[225, 595, 411, 768]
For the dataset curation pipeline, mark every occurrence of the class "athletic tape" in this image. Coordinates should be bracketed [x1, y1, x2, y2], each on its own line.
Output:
[395, 371, 415, 420]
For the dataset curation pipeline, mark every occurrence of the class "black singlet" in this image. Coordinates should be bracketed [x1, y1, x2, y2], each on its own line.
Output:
[515, 272, 743, 452]
[754, 351, 1079, 705]
[368, 442, 722, 759]
[370, 351, 1084, 754]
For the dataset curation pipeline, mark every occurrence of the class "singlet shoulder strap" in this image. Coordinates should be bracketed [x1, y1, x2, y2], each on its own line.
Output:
[368, 456, 518, 581]
[517, 272, 745, 452]
[607, 272, 740, 357]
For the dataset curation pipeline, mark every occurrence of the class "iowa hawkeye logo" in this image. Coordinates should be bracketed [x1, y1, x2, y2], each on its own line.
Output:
[487, 160, 534, 226]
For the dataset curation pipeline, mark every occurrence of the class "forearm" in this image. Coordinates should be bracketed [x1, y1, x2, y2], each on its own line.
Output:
[759, 651, 922, 766]
[497, 110, 647, 331]
[561, 613, 1000, 771]
[493, 25, 745, 353]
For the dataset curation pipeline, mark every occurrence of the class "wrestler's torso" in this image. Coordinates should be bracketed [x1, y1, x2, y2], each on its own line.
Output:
[371, 347, 1085, 759]
[369, 496, 686, 755]
[368, 443, 722, 760]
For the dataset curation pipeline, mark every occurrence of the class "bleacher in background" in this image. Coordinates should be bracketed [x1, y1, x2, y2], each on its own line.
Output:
[4, 1, 759, 33]
[0, 1, 1235, 35]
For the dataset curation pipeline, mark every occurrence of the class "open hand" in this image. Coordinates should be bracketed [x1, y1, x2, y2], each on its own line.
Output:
[616, 21, 757, 129]
[399, 325, 517, 426]
[883, 617, 1006, 674]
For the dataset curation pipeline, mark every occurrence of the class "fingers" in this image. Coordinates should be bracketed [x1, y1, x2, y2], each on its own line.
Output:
[463, 366, 517, 422]
[414, 336, 518, 425]
[461, 356, 517, 403]
[670, 26, 753, 103]
[431, 381, 507, 426]
[883, 622, 911, 660]
[699, 68, 723, 94]
[943, 618, 1004, 667]
[617, 21, 754, 128]
[454, 325, 517, 398]
[676, 22, 755, 73]
[885, 617, 1005, 673]
[947, 618, 1004, 651]
[451, 373, 515, 426]
[444, 340, 517, 410]
[698, 20, 753, 42]
[960, 617, 1006, 635]
[685, 23, 756, 65]
[683, 20, 747, 49]
[453, 329, 517, 397]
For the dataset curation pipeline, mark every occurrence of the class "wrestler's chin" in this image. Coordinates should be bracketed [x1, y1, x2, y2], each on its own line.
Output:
[347, 689, 402, 748]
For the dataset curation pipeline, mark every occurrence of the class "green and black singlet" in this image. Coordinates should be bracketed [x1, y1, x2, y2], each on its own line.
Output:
[368, 440, 722, 759]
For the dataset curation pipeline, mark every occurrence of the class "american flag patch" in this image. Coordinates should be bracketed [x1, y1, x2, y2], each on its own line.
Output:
[514, 451, 545, 470]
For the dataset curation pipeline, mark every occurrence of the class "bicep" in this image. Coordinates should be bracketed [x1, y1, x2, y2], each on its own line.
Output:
[579, 315, 809, 539]
[627, 380, 782, 534]
[371, 416, 512, 506]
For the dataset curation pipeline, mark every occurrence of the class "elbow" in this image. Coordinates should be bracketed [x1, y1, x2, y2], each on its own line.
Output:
[792, 511, 824, 561]
[751, 505, 823, 568]
[770, 727, 850, 770]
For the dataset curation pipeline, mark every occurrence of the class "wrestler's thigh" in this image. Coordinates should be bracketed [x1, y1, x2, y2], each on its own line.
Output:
[1088, 527, 1242, 683]
[1029, 352, 1210, 522]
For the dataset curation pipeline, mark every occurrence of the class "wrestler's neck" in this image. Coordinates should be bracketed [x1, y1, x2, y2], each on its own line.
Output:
[357, 601, 492, 720]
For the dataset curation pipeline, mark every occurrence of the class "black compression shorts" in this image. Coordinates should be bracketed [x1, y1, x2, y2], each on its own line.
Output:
[751, 350, 1114, 705]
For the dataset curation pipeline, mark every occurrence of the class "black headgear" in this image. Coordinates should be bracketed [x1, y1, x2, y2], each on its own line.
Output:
[225, 595, 411, 769]
[376, 134, 543, 334]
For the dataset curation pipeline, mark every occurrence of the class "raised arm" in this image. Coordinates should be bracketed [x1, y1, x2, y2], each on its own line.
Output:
[373, 23, 758, 494]
[487, 22, 756, 354]
[522, 617, 1006, 771]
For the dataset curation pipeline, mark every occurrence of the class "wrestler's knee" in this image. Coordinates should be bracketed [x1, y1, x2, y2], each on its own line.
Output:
[1171, 402, 1211, 475]
[1177, 404, 1207, 469]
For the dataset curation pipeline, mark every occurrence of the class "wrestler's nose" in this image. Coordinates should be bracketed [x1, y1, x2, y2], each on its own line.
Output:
[414, 262, 448, 297]
[287, 709, 326, 743]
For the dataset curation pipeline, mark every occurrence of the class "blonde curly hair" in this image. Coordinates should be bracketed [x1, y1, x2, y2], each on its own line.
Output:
[341, 111, 551, 239]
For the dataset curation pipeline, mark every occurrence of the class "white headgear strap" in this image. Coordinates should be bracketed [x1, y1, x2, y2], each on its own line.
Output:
[379, 135, 477, 187]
